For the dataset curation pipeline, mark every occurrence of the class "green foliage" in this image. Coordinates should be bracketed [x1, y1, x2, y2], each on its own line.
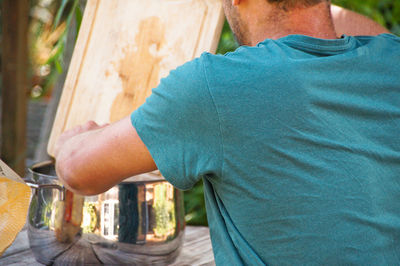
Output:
[29, 0, 82, 98]
[183, 1, 399, 226]
[46, 0, 81, 73]
[216, 20, 239, 54]
[184, 180, 208, 225]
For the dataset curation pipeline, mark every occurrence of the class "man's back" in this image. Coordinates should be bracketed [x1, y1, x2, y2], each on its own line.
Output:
[132, 33, 400, 264]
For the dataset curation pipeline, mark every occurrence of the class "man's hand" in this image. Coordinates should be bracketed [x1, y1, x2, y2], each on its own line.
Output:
[55, 116, 157, 196]
[54, 121, 108, 158]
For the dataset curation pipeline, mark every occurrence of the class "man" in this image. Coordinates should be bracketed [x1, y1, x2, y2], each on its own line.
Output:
[55, 0, 400, 264]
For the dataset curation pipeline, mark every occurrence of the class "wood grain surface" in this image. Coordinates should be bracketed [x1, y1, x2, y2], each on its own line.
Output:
[47, 0, 224, 156]
[0, 226, 215, 265]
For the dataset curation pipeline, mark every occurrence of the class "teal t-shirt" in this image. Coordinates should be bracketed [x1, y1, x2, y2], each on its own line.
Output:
[131, 34, 400, 265]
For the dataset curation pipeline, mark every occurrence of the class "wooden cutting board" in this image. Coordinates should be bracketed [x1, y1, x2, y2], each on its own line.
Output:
[48, 0, 224, 156]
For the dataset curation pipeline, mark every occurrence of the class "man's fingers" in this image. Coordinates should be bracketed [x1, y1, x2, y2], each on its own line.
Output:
[98, 123, 110, 129]
[55, 121, 109, 157]
[82, 120, 110, 131]
[82, 120, 99, 130]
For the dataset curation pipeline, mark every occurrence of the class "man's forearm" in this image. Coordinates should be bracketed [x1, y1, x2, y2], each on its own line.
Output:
[55, 117, 157, 196]
[331, 5, 390, 37]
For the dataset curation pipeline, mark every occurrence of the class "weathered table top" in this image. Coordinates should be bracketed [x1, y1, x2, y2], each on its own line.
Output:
[0, 226, 215, 266]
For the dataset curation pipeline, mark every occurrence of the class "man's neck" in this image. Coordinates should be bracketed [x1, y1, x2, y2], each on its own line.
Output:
[246, 2, 337, 46]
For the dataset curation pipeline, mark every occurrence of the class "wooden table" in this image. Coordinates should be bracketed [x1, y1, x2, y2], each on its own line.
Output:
[1, 226, 215, 266]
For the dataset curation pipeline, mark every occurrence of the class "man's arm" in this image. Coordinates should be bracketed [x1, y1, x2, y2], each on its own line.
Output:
[331, 5, 390, 37]
[54, 117, 157, 195]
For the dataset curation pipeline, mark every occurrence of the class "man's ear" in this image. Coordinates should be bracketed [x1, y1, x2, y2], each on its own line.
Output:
[232, 0, 240, 6]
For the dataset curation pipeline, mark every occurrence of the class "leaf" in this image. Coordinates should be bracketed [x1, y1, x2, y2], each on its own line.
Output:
[55, 59, 63, 74]
[184, 180, 208, 225]
[75, 4, 83, 35]
[53, 0, 69, 30]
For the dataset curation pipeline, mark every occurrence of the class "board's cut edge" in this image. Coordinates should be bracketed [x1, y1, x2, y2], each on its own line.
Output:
[47, 0, 101, 156]
[194, 0, 225, 56]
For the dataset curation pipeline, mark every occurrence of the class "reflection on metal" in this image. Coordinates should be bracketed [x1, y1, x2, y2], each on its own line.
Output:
[151, 182, 176, 241]
[81, 202, 98, 234]
[101, 199, 119, 240]
[27, 161, 185, 265]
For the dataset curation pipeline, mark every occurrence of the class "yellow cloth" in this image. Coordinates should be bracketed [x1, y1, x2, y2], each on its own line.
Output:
[0, 160, 31, 256]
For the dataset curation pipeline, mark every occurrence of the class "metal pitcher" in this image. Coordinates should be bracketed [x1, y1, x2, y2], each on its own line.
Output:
[26, 161, 185, 265]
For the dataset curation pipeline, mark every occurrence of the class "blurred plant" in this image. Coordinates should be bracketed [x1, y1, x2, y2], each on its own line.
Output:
[184, 180, 208, 226]
[216, 20, 239, 55]
[29, 0, 82, 99]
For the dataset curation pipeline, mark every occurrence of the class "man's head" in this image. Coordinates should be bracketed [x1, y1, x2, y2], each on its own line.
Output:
[223, 0, 334, 46]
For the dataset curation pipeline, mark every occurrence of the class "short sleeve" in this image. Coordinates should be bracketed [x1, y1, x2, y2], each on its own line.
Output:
[131, 54, 222, 190]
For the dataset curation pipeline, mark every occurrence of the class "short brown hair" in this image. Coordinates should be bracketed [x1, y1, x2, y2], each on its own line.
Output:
[267, 0, 327, 10]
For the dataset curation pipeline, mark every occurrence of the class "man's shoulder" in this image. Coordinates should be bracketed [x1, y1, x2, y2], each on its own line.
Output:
[199, 42, 283, 77]
[202, 40, 280, 62]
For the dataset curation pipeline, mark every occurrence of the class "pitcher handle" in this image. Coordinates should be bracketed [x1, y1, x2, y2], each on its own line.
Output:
[25, 180, 66, 201]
